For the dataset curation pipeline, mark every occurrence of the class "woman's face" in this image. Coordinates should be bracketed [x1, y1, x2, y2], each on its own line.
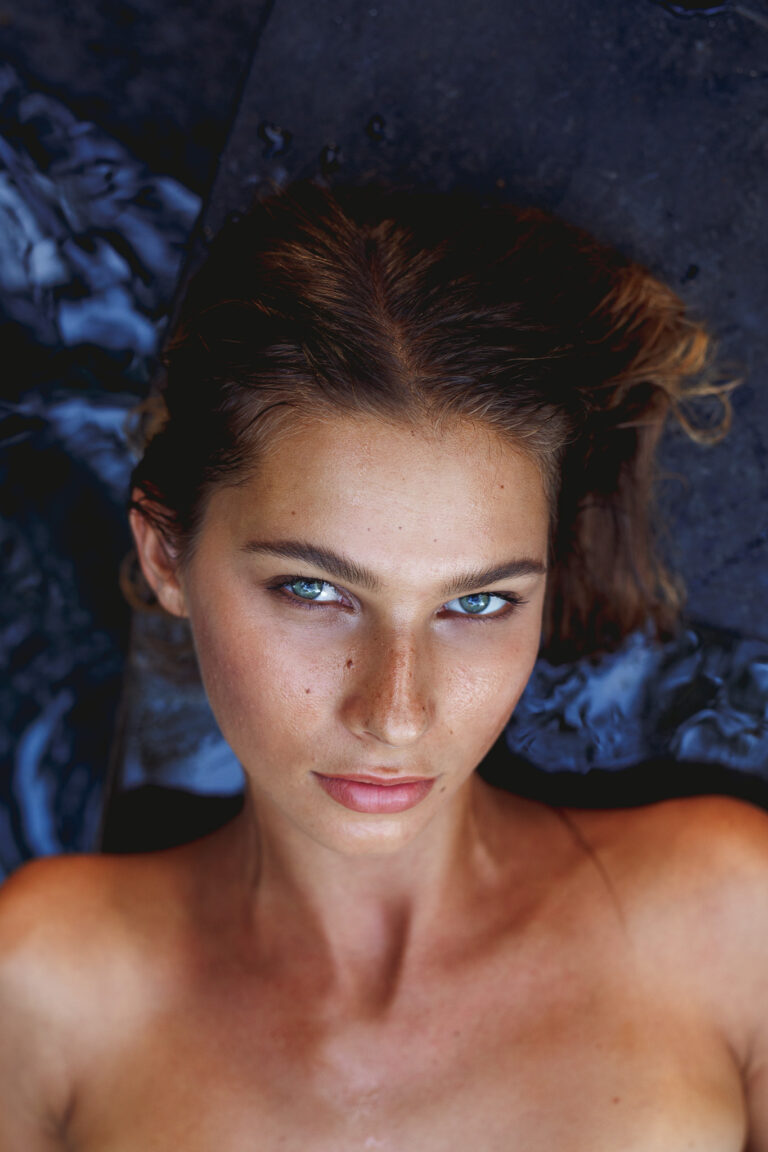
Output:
[137, 414, 550, 856]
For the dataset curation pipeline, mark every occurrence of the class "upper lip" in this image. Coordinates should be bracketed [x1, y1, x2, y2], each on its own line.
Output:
[315, 772, 434, 786]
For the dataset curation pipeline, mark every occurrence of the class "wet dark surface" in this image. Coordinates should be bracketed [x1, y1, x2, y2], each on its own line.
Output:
[2, 0, 768, 872]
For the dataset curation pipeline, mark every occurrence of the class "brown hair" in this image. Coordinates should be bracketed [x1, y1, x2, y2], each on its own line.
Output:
[130, 180, 731, 662]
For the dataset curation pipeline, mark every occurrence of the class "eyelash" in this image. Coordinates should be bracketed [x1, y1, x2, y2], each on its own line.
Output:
[266, 577, 527, 621]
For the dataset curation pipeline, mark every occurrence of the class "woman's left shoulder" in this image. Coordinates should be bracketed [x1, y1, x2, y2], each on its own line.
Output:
[559, 787, 763, 865]
[575, 794, 768, 1069]
[572, 792, 768, 933]
[601, 791, 768, 894]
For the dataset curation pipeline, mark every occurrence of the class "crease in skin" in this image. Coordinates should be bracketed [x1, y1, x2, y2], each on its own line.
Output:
[50, 1084, 78, 1152]
[551, 806, 628, 934]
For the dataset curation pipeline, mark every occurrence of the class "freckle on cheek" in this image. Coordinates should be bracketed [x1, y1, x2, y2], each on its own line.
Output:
[305, 688, 311, 694]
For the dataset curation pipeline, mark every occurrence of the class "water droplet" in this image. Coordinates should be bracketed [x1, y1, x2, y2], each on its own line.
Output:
[365, 113, 386, 143]
[320, 144, 342, 176]
[258, 122, 292, 159]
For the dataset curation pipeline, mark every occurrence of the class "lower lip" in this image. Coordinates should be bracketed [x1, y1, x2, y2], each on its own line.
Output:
[313, 774, 436, 813]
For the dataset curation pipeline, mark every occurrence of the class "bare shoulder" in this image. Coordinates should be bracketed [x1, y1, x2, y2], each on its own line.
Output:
[570, 792, 768, 903]
[0, 855, 121, 1146]
[0, 843, 205, 999]
[565, 794, 768, 1063]
[0, 847, 200, 1148]
[0, 853, 120, 1020]
[0, 849, 171, 1033]
[0, 850, 132, 949]
[562, 792, 768, 941]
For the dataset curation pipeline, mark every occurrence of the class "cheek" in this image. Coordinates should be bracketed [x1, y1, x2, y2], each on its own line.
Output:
[187, 600, 347, 751]
[444, 635, 537, 714]
[438, 611, 543, 739]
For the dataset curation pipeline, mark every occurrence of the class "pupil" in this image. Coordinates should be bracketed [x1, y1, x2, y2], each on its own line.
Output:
[293, 579, 323, 599]
[460, 593, 490, 613]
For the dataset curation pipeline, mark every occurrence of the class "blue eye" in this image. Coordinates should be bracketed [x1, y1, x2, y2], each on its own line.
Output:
[271, 578, 523, 618]
[444, 593, 517, 617]
[285, 578, 343, 603]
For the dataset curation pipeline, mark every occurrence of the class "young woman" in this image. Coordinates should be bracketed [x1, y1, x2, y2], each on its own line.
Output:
[1, 181, 767, 1151]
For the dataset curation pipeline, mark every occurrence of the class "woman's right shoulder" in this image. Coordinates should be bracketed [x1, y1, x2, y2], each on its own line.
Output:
[0, 854, 149, 1035]
[0, 854, 146, 1147]
[0, 849, 186, 984]
[0, 850, 198, 1145]
[0, 854, 110, 974]
[0, 849, 189, 1049]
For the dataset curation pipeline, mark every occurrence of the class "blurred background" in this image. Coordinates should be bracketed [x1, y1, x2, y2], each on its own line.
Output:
[2, 0, 768, 879]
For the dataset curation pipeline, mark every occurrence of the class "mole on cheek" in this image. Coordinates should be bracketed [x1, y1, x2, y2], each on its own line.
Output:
[346, 659, 354, 669]
[305, 688, 311, 694]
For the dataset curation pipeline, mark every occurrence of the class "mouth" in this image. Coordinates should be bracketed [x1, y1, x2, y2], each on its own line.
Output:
[312, 771, 437, 813]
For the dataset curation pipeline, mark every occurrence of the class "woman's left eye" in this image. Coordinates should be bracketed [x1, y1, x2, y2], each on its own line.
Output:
[443, 593, 517, 618]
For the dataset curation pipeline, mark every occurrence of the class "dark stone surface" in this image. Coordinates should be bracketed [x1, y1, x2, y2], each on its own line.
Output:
[206, 0, 768, 640]
[0, 0, 273, 193]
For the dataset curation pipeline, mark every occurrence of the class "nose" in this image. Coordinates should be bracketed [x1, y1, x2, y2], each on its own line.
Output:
[341, 629, 433, 748]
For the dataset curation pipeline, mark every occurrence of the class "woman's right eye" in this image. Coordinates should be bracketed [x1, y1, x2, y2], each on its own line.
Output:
[279, 578, 345, 604]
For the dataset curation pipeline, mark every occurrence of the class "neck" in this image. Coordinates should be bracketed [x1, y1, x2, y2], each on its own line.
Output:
[223, 773, 511, 1010]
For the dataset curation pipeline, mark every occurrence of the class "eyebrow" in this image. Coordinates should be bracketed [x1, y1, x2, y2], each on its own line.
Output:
[242, 538, 546, 597]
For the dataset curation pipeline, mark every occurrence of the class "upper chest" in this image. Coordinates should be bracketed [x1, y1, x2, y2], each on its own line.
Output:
[69, 908, 748, 1152]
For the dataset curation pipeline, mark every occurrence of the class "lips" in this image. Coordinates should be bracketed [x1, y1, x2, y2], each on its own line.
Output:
[313, 772, 436, 813]
[326, 773, 429, 785]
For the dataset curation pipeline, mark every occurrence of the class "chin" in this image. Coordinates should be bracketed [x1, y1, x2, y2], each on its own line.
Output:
[300, 803, 442, 858]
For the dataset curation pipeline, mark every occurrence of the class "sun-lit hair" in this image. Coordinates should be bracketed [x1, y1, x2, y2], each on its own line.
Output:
[129, 180, 732, 662]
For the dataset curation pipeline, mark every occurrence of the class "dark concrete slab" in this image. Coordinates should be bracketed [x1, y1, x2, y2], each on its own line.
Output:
[0, 0, 273, 192]
[205, 0, 768, 638]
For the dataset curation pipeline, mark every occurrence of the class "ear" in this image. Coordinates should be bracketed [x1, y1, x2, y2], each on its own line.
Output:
[129, 497, 188, 618]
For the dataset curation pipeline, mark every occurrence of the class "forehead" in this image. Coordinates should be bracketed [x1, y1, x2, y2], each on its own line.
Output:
[206, 414, 550, 577]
